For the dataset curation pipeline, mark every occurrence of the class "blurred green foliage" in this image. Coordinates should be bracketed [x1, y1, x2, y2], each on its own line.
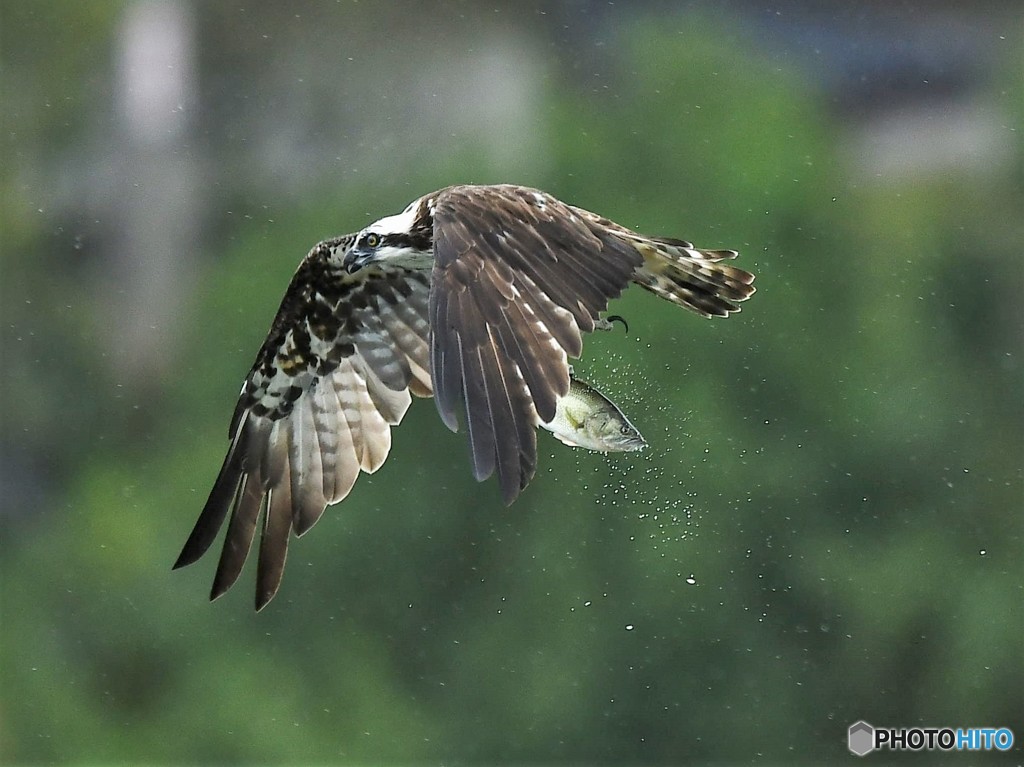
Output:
[2, 6, 1021, 766]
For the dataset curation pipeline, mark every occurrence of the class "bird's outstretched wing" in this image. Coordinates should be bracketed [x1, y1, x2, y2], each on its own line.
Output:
[174, 235, 432, 610]
[429, 185, 643, 504]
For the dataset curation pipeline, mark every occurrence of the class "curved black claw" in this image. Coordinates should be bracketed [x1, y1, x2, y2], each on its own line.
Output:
[605, 314, 629, 334]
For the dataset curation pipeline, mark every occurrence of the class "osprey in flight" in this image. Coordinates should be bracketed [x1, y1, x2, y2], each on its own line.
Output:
[175, 184, 755, 609]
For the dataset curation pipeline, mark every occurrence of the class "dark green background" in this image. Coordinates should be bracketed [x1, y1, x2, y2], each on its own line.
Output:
[3, 2, 1021, 764]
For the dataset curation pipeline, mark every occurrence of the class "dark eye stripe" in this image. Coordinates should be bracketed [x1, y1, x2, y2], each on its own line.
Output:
[384, 230, 432, 251]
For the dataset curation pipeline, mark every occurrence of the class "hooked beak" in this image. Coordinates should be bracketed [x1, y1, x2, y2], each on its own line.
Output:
[343, 247, 373, 274]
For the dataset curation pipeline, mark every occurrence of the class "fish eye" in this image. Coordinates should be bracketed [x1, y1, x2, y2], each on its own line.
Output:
[363, 233, 381, 248]
[620, 426, 632, 435]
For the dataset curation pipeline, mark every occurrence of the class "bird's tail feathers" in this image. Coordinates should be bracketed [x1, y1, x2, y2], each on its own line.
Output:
[629, 236, 755, 318]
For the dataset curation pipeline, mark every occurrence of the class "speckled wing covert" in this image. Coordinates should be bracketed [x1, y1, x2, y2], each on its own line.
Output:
[173, 235, 432, 610]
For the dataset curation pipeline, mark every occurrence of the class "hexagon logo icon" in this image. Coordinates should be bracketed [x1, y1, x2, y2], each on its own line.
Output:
[848, 721, 875, 756]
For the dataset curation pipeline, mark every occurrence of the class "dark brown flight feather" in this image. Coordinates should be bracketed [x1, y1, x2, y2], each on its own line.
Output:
[429, 185, 643, 502]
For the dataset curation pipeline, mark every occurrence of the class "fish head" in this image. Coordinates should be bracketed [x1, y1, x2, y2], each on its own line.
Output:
[584, 410, 648, 453]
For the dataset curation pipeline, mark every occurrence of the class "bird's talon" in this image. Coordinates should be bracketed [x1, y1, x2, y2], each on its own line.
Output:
[595, 314, 629, 334]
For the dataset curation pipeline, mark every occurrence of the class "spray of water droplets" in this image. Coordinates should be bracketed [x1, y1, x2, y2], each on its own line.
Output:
[574, 350, 704, 548]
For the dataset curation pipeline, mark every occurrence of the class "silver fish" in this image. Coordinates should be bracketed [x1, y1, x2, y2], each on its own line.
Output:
[542, 375, 647, 452]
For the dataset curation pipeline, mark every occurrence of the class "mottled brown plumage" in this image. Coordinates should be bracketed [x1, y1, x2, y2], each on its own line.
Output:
[175, 236, 432, 608]
[175, 184, 755, 610]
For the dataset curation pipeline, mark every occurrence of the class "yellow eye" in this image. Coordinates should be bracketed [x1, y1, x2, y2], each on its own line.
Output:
[364, 233, 380, 248]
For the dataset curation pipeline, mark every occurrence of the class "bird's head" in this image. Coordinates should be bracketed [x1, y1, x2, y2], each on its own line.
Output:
[343, 229, 386, 274]
[343, 200, 434, 274]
